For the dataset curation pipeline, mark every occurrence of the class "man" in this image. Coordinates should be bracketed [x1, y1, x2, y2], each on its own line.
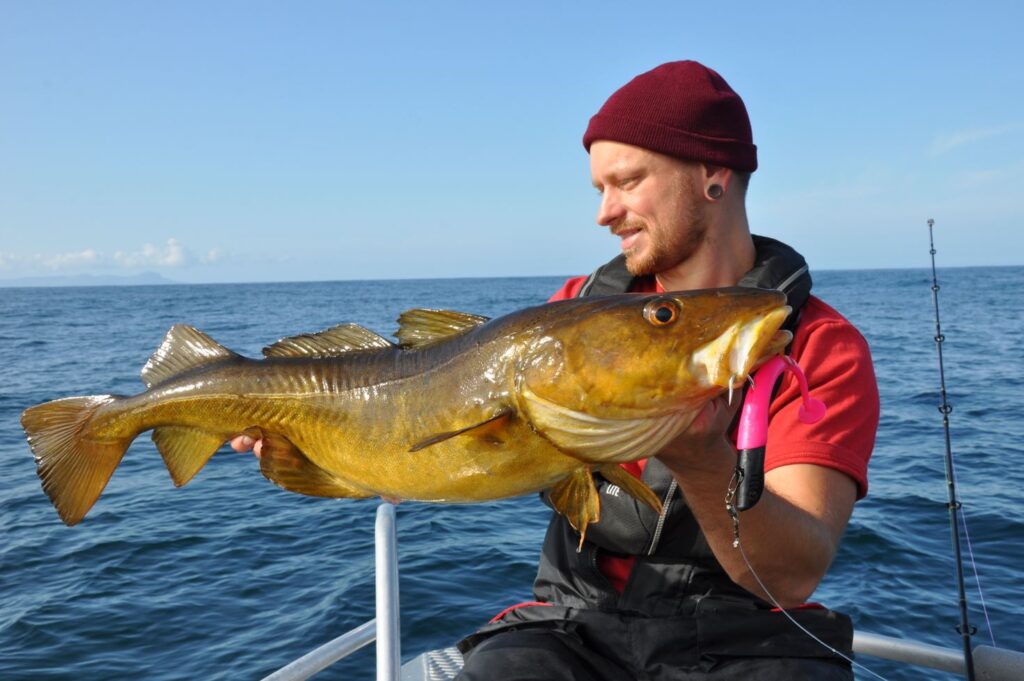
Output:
[453, 61, 879, 680]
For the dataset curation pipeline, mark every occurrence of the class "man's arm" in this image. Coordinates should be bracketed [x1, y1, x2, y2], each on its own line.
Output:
[659, 402, 856, 607]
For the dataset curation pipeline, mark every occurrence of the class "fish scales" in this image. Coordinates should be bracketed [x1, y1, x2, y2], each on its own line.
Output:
[21, 289, 793, 539]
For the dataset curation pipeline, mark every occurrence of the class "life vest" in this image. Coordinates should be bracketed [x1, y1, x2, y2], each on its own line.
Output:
[459, 235, 854, 669]
[534, 234, 816, 608]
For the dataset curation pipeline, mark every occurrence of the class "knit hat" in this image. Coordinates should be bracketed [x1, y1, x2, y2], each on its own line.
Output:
[583, 61, 757, 172]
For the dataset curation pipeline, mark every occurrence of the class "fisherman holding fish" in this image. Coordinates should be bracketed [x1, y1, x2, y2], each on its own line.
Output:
[20, 58, 878, 681]
[228, 61, 880, 679]
[451, 62, 880, 679]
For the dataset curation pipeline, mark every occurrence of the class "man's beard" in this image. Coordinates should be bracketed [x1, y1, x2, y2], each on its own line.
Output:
[621, 210, 708, 277]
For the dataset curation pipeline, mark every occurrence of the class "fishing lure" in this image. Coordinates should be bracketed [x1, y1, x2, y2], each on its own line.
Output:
[733, 355, 826, 511]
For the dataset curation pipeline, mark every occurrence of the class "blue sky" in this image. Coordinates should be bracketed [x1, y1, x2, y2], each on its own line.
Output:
[1, 1, 1021, 283]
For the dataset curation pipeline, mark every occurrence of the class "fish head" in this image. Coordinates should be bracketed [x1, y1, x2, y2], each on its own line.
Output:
[516, 288, 792, 462]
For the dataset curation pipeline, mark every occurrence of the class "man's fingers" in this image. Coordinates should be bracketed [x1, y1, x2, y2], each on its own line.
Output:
[230, 435, 262, 459]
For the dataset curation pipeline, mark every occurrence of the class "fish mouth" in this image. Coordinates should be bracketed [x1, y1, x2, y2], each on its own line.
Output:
[689, 305, 792, 389]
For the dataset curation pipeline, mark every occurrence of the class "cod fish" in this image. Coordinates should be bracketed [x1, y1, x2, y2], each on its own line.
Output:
[21, 288, 792, 539]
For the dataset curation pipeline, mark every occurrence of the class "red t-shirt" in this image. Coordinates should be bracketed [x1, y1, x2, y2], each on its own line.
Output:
[548, 275, 880, 591]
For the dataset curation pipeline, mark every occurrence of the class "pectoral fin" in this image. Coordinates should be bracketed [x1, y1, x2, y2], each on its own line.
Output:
[409, 409, 513, 452]
[152, 426, 229, 487]
[258, 432, 372, 499]
[598, 463, 663, 515]
[547, 468, 601, 551]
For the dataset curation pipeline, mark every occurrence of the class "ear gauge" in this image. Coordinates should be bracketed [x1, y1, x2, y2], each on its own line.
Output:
[707, 184, 724, 200]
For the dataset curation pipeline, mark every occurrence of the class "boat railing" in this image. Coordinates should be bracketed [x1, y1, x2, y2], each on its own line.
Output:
[261, 503, 401, 681]
[262, 503, 1024, 681]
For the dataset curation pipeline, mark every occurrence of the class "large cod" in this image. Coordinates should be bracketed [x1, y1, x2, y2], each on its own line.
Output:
[21, 289, 792, 539]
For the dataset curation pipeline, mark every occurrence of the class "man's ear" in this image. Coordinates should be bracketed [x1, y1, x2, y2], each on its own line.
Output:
[701, 164, 734, 201]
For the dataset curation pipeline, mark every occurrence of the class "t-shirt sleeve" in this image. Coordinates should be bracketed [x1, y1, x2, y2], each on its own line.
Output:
[764, 314, 880, 499]
[548, 276, 587, 302]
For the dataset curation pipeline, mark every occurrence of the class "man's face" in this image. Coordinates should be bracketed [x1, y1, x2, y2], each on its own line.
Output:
[589, 141, 706, 277]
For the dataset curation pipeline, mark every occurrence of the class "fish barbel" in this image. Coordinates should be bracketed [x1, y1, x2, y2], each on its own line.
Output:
[21, 288, 792, 539]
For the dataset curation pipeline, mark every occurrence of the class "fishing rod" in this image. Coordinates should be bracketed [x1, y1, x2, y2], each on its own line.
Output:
[927, 218, 976, 681]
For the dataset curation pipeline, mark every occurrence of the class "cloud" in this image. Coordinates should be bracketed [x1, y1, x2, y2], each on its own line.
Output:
[43, 248, 101, 270]
[0, 238, 223, 277]
[114, 238, 188, 267]
[0, 251, 101, 272]
[0, 252, 18, 270]
[929, 123, 1020, 156]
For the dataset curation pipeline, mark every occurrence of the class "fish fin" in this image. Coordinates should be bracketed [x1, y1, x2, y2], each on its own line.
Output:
[597, 463, 663, 515]
[547, 468, 601, 550]
[262, 323, 393, 358]
[141, 325, 240, 389]
[20, 395, 132, 526]
[259, 432, 372, 498]
[395, 309, 489, 347]
[408, 409, 513, 452]
[151, 427, 228, 487]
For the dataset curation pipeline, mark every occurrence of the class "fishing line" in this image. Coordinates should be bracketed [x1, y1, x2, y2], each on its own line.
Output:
[927, 218, 978, 680]
[950, 455, 997, 646]
[725, 473, 892, 681]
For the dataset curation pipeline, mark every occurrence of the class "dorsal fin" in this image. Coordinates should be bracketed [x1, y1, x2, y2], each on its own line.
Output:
[141, 325, 239, 388]
[395, 309, 489, 347]
[262, 323, 393, 358]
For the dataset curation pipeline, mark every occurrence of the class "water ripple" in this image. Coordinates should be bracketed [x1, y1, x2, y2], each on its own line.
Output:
[2, 269, 1023, 679]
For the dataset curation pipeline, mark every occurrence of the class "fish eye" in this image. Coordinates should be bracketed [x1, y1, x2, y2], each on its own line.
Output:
[643, 299, 679, 327]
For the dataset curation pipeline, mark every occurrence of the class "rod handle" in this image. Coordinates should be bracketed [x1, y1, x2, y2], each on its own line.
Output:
[736, 446, 766, 511]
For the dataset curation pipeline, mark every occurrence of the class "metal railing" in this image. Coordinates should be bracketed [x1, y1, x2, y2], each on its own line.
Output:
[262, 503, 400, 681]
[260, 502, 1024, 680]
[852, 631, 1024, 680]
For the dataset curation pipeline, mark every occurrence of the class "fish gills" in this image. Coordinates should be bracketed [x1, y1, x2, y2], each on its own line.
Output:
[21, 395, 132, 526]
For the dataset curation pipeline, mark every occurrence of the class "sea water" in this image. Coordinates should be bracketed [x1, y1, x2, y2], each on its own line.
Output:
[1, 269, 1022, 680]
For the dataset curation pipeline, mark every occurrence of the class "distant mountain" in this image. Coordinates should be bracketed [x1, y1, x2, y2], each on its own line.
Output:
[0, 271, 178, 288]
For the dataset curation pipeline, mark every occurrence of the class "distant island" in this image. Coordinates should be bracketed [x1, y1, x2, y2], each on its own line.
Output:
[0, 271, 178, 288]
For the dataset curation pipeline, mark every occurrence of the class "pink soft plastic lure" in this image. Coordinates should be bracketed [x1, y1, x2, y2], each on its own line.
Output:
[733, 355, 827, 510]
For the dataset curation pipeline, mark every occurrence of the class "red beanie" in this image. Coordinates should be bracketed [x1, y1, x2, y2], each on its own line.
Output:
[583, 61, 757, 172]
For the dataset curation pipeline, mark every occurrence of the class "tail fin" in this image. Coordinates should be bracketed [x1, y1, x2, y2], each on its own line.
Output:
[21, 396, 132, 526]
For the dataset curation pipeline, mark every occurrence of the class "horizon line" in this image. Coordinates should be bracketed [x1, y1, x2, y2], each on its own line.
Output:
[2, 263, 1022, 289]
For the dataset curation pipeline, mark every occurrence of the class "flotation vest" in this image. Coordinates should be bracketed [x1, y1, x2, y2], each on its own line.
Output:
[459, 235, 854, 667]
[535, 234, 814, 610]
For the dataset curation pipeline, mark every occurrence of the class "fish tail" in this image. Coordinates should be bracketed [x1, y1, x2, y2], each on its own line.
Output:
[21, 395, 133, 526]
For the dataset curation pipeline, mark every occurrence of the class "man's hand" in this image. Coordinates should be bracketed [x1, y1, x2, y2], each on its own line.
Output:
[655, 394, 856, 608]
[657, 394, 741, 474]
[230, 435, 262, 458]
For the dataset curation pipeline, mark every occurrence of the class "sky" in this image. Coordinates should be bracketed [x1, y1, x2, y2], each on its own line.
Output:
[1, 1, 1022, 284]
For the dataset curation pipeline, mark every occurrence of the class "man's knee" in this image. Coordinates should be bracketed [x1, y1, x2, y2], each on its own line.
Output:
[706, 655, 853, 681]
[457, 629, 626, 681]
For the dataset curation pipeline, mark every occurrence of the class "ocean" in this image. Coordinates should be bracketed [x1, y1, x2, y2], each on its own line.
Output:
[2, 268, 1022, 680]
